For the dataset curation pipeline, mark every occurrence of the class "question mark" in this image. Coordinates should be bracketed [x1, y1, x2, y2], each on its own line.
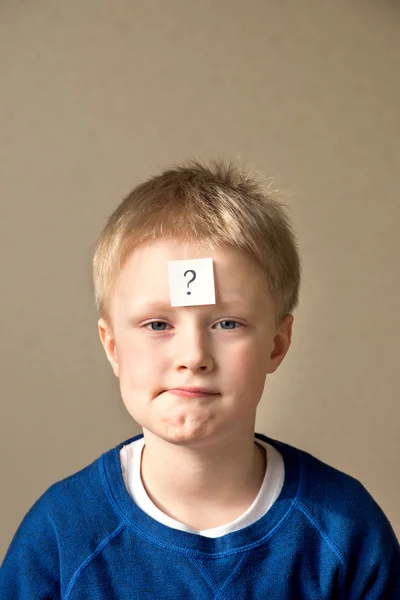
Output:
[184, 270, 196, 295]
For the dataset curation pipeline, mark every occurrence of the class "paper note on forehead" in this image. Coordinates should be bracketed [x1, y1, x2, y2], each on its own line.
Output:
[168, 258, 216, 307]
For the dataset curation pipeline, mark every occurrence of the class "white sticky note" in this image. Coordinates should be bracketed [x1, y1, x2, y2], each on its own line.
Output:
[168, 258, 216, 307]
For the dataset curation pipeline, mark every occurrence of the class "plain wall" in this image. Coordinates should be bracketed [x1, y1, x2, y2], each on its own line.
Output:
[1, 0, 399, 560]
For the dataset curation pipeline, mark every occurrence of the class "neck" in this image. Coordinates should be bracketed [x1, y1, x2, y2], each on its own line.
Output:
[139, 430, 267, 530]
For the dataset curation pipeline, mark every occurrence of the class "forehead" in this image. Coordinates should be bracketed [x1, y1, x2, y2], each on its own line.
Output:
[113, 239, 272, 310]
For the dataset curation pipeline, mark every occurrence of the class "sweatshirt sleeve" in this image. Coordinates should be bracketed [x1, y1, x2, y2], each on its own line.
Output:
[0, 494, 61, 599]
[347, 505, 400, 599]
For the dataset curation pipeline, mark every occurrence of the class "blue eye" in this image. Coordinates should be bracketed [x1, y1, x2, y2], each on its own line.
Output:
[143, 320, 241, 332]
[146, 321, 170, 331]
[216, 320, 240, 330]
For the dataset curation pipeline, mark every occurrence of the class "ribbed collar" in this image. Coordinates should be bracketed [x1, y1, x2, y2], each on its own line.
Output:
[99, 432, 303, 555]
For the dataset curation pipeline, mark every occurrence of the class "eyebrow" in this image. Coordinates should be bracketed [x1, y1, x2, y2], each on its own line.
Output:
[125, 299, 250, 325]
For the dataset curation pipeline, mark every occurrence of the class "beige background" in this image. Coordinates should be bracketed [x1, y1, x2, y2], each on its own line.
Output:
[1, 0, 399, 561]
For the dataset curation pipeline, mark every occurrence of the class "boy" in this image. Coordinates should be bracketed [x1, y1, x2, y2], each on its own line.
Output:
[1, 160, 399, 599]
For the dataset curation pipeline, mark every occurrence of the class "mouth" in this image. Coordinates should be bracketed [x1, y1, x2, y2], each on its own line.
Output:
[166, 387, 219, 398]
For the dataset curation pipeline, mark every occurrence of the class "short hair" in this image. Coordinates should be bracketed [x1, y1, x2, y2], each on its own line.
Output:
[93, 159, 302, 326]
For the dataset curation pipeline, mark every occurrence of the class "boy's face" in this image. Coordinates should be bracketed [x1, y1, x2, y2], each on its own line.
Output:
[99, 240, 293, 446]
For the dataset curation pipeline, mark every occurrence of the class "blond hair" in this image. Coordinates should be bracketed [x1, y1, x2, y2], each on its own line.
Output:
[93, 160, 302, 326]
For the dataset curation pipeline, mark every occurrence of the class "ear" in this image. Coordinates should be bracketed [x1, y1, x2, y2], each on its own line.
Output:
[98, 318, 119, 378]
[267, 314, 294, 374]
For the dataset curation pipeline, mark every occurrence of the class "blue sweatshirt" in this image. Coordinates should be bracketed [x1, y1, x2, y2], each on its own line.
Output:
[1, 432, 400, 599]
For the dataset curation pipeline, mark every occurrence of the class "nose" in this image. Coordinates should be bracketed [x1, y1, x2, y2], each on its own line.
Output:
[173, 326, 215, 373]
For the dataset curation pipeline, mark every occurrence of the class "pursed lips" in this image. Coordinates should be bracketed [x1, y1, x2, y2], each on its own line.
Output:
[167, 387, 219, 397]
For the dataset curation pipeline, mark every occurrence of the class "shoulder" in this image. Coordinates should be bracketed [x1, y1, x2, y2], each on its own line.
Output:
[260, 433, 377, 523]
[259, 433, 399, 556]
[34, 442, 124, 540]
[292, 443, 389, 535]
[0, 440, 127, 596]
[5, 451, 109, 541]
[296, 444, 400, 593]
[272, 436, 400, 576]
[15, 432, 143, 542]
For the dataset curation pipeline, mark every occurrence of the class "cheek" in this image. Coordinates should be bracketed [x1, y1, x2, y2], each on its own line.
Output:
[117, 338, 165, 388]
[230, 337, 266, 368]
[227, 342, 269, 385]
[116, 342, 152, 420]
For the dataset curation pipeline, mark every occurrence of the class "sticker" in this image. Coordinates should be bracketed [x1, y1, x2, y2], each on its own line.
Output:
[168, 258, 216, 307]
